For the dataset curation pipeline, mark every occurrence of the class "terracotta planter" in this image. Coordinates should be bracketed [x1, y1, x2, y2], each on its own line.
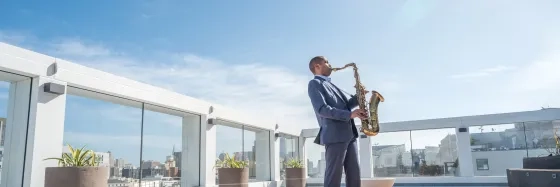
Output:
[218, 168, 248, 187]
[44, 166, 109, 187]
[523, 155, 560, 169]
[361, 178, 395, 187]
[285, 168, 306, 187]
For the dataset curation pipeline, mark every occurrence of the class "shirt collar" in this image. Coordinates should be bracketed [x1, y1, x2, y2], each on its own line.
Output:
[315, 75, 331, 82]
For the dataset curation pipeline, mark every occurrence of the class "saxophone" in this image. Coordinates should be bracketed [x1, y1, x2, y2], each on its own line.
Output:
[331, 62, 384, 136]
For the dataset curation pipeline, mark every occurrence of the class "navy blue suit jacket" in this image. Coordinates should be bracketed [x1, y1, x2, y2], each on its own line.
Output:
[308, 76, 359, 145]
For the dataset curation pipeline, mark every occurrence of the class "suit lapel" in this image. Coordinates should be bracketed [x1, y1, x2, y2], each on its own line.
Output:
[330, 82, 348, 101]
[315, 76, 348, 104]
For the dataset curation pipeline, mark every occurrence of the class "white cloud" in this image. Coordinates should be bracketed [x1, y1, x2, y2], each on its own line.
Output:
[0, 31, 27, 44]
[503, 38, 560, 109]
[51, 40, 111, 57]
[450, 65, 516, 79]
[509, 39, 560, 92]
[513, 61, 560, 92]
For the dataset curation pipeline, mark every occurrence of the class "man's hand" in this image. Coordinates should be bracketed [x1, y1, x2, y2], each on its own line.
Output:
[351, 109, 368, 120]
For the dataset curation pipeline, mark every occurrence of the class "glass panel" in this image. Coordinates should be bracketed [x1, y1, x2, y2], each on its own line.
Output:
[215, 125, 243, 183]
[0, 81, 11, 185]
[469, 123, 524, 176]
[215, 124, 270, 182]
[371, 131, 413, 177]
[244, 126, 270, 181]
[410, 128, 457, 177]
[141, 104, 183, 186]
[280, 135, 299, 180]
[304, 136, 351, 181]
[304, 137, 325, 178]
[524, 120, 558, 157]
[64, 93, 142, 185]
[243, 128, 257, 180]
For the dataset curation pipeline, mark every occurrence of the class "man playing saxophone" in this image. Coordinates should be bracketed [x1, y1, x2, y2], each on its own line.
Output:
[307, 56, 367, 187]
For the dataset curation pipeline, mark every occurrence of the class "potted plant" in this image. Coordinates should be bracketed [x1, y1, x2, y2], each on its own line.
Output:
[215, 153, 249, 187]
[285, 158, 306, 187]
[43, 144, 109, 187]
[522, 129, 560, 169]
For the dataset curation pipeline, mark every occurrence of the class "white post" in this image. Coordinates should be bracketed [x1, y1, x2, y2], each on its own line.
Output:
[182, 114, 204, 187]
[3, 77, 68, 187]
[358, 135, 374, 178]
[255, 131, 273, 181]
[298, 136, 307, 178]
[455, 127, 474, 177]
[198, 115, 217, 186]
[271, 133, 281, 181]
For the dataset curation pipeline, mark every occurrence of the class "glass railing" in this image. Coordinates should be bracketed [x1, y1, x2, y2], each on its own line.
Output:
[469, 121, 559, 176]
[304, 119, 559, 179]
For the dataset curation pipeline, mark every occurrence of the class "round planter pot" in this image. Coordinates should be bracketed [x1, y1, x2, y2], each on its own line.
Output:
[285, 168, 306, 187]
[523, 155, 560, 169]
[44, 166, 109, 187]
[361, 178, 395, 187]
[218, 168, 249, 187]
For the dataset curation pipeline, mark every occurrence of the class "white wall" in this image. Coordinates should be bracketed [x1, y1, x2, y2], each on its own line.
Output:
[471, 149, 551, 176]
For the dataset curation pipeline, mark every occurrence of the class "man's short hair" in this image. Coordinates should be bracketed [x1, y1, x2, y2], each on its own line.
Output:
[309, 56, 326, 74]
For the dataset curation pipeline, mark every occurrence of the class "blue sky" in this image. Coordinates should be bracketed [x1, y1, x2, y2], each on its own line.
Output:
[1, 1, 560, 165]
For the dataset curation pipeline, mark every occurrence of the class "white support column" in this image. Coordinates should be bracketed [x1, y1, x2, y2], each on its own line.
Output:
[455, 127, 474, 177]
[199, 116, 217, 186]
[271, 133, 281, 181]
[5, 77, 67, 187]
[182, 114, 204, 187]
[298, 136, 307, 178]
[255, 131, 273, 181]
[358, 136, 374, 178]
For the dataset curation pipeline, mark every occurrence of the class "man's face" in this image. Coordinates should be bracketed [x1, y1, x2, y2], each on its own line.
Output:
[316, 59, 333, 76]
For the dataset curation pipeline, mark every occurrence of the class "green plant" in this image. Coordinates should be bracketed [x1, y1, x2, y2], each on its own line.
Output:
[215, 153, 248, 169]
[285, 158, 304, 168]
[43, 144, 99, 167]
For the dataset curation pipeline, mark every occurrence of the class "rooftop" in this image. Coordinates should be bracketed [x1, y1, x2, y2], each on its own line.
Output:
[2, 42, 560, 187]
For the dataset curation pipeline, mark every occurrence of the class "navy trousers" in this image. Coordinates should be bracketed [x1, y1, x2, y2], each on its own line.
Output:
[324, 139, 361, 187]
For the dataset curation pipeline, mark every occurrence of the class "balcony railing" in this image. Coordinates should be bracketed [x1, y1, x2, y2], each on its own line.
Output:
[299, 108, 560, 186]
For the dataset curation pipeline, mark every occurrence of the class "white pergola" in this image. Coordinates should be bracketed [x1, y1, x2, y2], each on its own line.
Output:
[0, 42, 300, 187]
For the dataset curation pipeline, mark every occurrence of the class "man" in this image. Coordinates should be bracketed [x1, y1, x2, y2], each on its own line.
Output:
[307, 56, 367, 187]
